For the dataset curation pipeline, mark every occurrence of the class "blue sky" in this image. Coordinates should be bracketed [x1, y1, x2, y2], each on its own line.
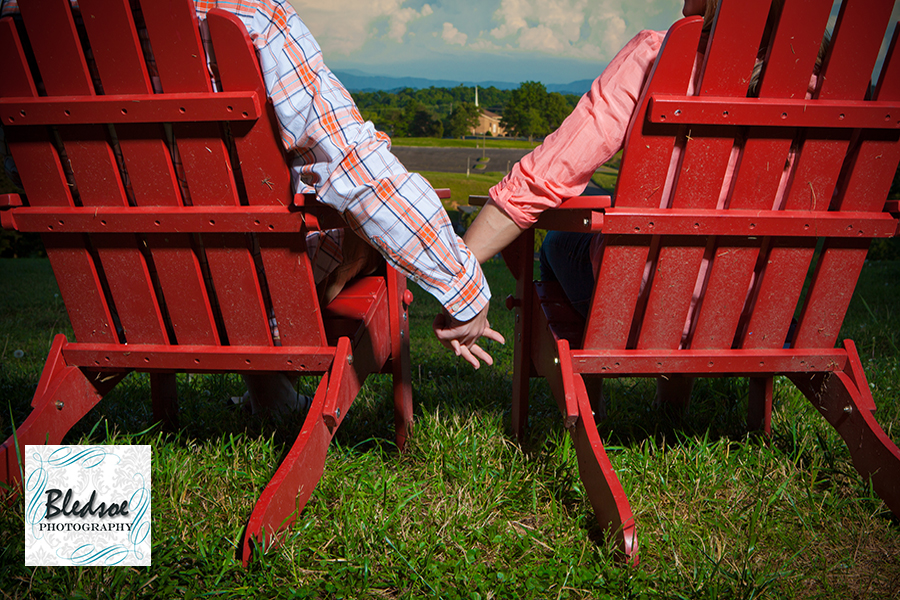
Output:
[288, 0, 689, 84]
[288, 0, 900, 86]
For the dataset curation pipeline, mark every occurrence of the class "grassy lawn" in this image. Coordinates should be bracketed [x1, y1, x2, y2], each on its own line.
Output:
[1, 249, 899, 598]
[1, 155, 899, 598]
[393, 137, 540, 150]
[420, 171, 506, 207]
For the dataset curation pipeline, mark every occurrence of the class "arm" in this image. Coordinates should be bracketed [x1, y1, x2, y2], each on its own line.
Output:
[484, 30, 666, 230]
[462, 199, 525, 264]
[447, 31, 665, 364]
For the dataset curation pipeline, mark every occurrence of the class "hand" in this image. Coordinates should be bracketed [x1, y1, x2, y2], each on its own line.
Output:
[432, 304, 505, 369]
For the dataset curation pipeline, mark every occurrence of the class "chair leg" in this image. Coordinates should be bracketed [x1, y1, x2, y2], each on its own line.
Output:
[240, 334, 375, 565]
[748, 376, 773, 436]
[151, 373, 179, 432]
[1, 334, 127, 490]
[789, 340, 900, 518]
[570, 373, 638, 565]
[387, 267, 413, 452]
[584, 375, 606, 421]
[510, 229, 535, 442]
[655, 374, 694, 411]
[239, 375, 332, 565]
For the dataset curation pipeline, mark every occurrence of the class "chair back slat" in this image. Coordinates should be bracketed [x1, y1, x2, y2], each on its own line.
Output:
[138, 0, 239, 206]
[690, 0, 832, 349]
[728, 0, 832, 211]
[741, 0, 895, 350]
[0, 9, 119, 344]
[616, 18, 702, 208]
[139, 0, 272, 346]
[670, 0, 771, 209]
[583, 17, 702, 349]
[208, 9, 327, 347]
[793, 21, 900, 350]
[835, 25, 900, 214]
[19, 0, 169, 345]
[80, 0, 221, 345]
[637, 2, 772, 350]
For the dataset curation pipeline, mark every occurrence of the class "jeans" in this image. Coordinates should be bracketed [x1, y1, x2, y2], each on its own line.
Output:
[539, 231, 598, 318]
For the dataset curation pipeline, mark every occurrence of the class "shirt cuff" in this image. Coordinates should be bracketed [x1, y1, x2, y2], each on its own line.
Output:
[488, 176, 539, 229]
[432, 238, 491, 322]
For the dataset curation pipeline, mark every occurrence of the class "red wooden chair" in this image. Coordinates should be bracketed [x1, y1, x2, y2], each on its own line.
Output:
[488, 0, 900, 565]
[0, 0, 421, 565]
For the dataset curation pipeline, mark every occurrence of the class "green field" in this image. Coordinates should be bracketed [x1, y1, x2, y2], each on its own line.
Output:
[1, 250, 899, 598]
[392, 137, 540, 150]
[2, 146, 899, 598]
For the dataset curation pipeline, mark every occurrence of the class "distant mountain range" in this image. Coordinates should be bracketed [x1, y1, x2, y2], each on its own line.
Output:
[332, 69, 594, 96]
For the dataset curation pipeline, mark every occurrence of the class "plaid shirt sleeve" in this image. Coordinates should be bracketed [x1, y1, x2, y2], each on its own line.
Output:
[195, 0, 490, 321]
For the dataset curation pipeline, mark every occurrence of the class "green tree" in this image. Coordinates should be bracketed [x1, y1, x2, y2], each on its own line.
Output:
[445, 102, 480, 138]
[407, 103, 444, 138]
[349, 85, 579, 138]
[500, 81, 575, 140]
[545, 92, 571, 131]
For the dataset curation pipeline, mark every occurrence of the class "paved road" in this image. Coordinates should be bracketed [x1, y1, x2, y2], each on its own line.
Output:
[391, 146, 531, 175]
[393, 145, 611, 195]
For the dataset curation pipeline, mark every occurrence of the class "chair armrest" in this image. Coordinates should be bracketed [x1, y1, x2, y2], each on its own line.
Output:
[468, 195, 613, 211]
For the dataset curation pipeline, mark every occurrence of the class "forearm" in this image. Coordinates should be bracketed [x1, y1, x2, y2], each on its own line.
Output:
[463, 199, 527, 264]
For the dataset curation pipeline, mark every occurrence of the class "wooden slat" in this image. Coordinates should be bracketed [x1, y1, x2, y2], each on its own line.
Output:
[583, 17, 702, 350]
[670, 0, 771, 209]
[744, 0, 895, 350]
[0, 14, 116, 344]
[139, 0, 271, 346]
[793, 19, 900, 349]
[79, 0, 220, 346]
[691, 0, 833, 350]
[639, 1, 770, 350]
[20, 0, 169, 345]
[207, 9, 327, 347]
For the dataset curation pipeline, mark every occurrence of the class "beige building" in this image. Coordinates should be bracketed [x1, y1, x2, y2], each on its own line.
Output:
[472, 110, 506, 137]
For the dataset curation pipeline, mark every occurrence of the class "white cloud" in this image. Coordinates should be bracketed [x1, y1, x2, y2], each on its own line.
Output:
[289, 0, 688, 79]
[289, 0, 435, 54]
[389, 5, 433, 41]
[487, 0, 654, 60]
[442, 22, 468, 46]
[517, 25, 565, 53]
[588, 11, 628, 57]
[468, 38, 502, 51]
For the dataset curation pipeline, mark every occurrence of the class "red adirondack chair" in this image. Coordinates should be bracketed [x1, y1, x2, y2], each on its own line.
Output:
[486, 0, 900, 564]
[0, 0, 422, 564]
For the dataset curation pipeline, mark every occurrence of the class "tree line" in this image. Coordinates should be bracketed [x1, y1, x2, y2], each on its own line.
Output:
[350, 82, 581, 140]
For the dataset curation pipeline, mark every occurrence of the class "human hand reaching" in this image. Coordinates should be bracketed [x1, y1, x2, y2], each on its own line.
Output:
[432, 304, 505, 369]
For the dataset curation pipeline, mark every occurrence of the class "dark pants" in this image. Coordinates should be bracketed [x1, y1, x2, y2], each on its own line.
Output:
[539, 231, 597, 318]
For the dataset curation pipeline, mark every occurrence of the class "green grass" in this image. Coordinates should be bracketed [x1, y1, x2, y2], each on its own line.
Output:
[393, 137, 540, 150]
[1, 146, 898, 597]
[420, 171, 506, 207]
[1, 254, 899, 599]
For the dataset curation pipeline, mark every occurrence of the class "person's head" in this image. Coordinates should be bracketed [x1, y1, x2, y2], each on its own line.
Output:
[693, 0, 825, 96]
[681, 0, 707, 18]
[697, 0, 787, 33]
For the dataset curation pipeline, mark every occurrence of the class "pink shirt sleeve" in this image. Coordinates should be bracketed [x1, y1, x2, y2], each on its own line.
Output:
[489, 30, 665, 228]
